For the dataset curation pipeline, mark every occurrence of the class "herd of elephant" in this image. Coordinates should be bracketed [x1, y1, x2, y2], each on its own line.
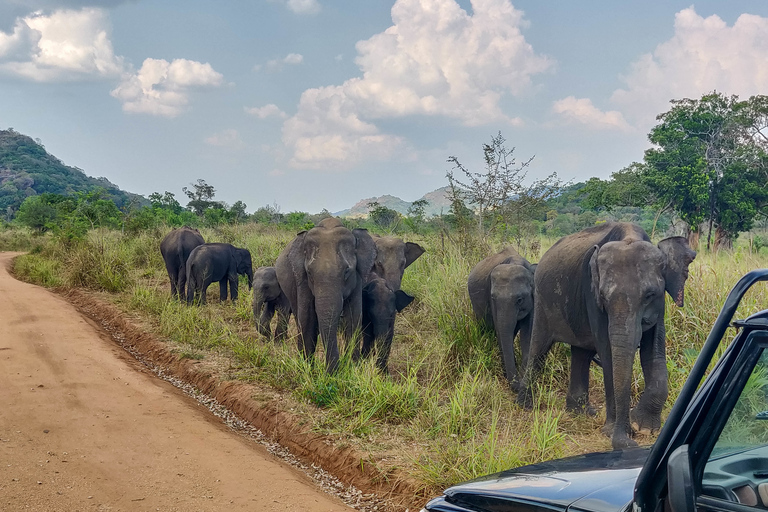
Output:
[160, 218, 697, 450]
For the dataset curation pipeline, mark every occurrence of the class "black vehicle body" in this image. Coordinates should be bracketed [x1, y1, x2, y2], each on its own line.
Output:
[424, 269, 768, 512]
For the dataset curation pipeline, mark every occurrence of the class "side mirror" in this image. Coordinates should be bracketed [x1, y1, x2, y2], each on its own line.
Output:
[668, 444, 696, 512]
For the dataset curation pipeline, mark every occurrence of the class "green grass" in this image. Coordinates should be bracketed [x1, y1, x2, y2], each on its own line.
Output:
[7, 223, 768, 490]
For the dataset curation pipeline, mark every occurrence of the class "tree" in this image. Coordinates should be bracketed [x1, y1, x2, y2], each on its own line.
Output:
[446, 132, 535, 237]
[149, 191, 183, 214]
[644, 92, 768, 250]
[182, 179, 222, 216]
[404, 198, 429, 232]
[367, 201, 400, 231]
[228, 200, 248, 223]
[15, 195, 57, 232]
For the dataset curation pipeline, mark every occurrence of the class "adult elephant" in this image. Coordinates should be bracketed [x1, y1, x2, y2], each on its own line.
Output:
[370, 236, 424, 290]
[516, 222, 696, 450]
[186, 243, 253, 305]
[160, 226, 204, 299]
[468, 246, 535, 390]
[275, 217, 377, 373]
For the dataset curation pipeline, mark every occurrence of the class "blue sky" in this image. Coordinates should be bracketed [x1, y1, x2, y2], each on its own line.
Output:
[1, 0, 768, 213]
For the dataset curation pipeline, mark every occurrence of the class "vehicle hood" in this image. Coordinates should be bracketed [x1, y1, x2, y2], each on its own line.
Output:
[441, 447, 649, 512]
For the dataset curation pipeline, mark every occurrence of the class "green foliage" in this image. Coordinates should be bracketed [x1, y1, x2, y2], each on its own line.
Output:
[367, 201, 401, 231]
[644, 92, 768, 249]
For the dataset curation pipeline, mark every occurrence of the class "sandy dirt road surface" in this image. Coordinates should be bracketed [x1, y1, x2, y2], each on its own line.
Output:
[0, 252, 353, 512]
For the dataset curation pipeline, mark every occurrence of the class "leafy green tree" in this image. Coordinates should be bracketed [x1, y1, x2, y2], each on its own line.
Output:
[644, 92, 768, 250]
[15, 195, 58, 232]
[183, 179, 222, 216]
[149, 191, 183, 214]
[228, 200, 248, 223]
[367, 201, 400, 231]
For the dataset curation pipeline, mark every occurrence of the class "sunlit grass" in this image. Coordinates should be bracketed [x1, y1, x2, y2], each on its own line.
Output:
[8, 223, 768, 490]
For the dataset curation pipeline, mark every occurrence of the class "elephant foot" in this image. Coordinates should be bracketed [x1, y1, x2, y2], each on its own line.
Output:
[565, 396, 597, 417]
[611, 433, 639, 450]
[630, 407, 662, 435]
[507, 377, 521, 393]
[516, 388, 534, 409]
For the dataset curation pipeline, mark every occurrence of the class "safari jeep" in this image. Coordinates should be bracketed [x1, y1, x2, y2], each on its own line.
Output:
[423, 269, 768, 512]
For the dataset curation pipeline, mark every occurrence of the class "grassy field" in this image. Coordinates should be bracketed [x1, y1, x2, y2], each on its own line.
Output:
[6, 223, 768, 491]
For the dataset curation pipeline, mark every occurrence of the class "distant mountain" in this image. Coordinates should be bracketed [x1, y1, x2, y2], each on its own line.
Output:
[0, 128, 143, 214]
[334, 186, 453, 218]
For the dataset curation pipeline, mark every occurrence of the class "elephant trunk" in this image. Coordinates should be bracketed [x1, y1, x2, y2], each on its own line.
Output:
[492, 301, 520, 387]
[246, 268, 253, 290]
[314, 288, 344, 373]
[607, 314, 642, 449]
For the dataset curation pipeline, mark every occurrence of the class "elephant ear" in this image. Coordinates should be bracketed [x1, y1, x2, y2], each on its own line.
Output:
[586, 245, 603, 311]
[395, 290, 415, 312]
[657, 236, 697, 307]
[353, 228, 377, 283]
[404, 242, 425, 268]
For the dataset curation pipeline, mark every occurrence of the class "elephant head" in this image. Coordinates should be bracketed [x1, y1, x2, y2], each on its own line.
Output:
[253, 267, 281, 303]
[297, 217, 377, 371]
[234, 247, 253, 289]
[657, 236, 697, 307]
[371, 236, 425, 290]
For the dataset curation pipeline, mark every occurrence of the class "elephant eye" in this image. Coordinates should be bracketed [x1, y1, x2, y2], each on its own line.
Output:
[644, 291, 656, 302]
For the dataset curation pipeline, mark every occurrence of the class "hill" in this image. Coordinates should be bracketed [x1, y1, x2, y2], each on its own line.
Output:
[0, 129, 142, 214]
[335, 186, 453, 218]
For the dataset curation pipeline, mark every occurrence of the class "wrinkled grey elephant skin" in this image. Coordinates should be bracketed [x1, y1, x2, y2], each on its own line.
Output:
[186, 243, 254, 305]
[252, 266, 291, 342]
[361, 275, 414, 374]
[370, 236, 425, 290]
[517, 222, 696, 450]
[275, 217, 377, 373]
[160, 226, 204, 299]
[468, 246, 535, 390]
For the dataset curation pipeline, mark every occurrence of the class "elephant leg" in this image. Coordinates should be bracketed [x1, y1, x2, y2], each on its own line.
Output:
[177, 265, 187, 299]
[566, 346, 597, 416]
[598, 343, 616, 437]
[273, 303, 290, 342]
[166, 262, 179, 299]
[516, 310, 554, 409]
[229, 272, 239, 302]
[518, 313, 533, 371]
[219, 279, 228, 302]
[200, 278, 211, 305]
[608, 343, 638, 450]
[631, 325, 668, 434]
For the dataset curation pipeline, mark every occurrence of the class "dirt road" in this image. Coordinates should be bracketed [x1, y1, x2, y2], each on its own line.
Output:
[0, 253, 352, 512]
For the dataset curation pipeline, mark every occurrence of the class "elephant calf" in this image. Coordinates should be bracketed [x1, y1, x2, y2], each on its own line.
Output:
[467, 246, 535, 390]
[361, 275, 415, 373]
[252, 266, 291, 341]
[370, 235, 425, 290]
[160, 226, 204, 299]
[186, 243, 253, 305]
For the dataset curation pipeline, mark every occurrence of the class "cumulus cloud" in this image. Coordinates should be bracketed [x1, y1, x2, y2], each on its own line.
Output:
[282, 0, 552, 169]
[611, 7, 768, 127]
[552, 96, 631, 131]
[110, 58, 224, 117]
[0, 8, 124, 81]
[204, 129, 244, 149]
[285, 0, 320, 15]
[245, 104, 288, 119]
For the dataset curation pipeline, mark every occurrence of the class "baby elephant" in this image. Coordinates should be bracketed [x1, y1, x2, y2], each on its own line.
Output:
[468, 246, 535, 390]
[361, 275, 415, 373]
[186, 243, 253, 304]
[252, 267, 291, 341]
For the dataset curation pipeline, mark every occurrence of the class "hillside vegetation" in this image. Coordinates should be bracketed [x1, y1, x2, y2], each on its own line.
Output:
[0, 129, 140, 216]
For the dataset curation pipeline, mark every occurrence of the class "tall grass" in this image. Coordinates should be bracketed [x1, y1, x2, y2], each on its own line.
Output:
[9, 224, 768, 490]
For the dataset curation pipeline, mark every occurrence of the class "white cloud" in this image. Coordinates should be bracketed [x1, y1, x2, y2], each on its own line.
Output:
[611, 7, 768, 127]
[552, 96, 631, 131]
[110, 58, 224, 117]
[204, 129, 245, 149]
[264, 52, 304, 72]
[286, 0, 320, 15]
[245, 104, 288, 119]
[0, 8, 124, 81]
[282, 0, 552, 169]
